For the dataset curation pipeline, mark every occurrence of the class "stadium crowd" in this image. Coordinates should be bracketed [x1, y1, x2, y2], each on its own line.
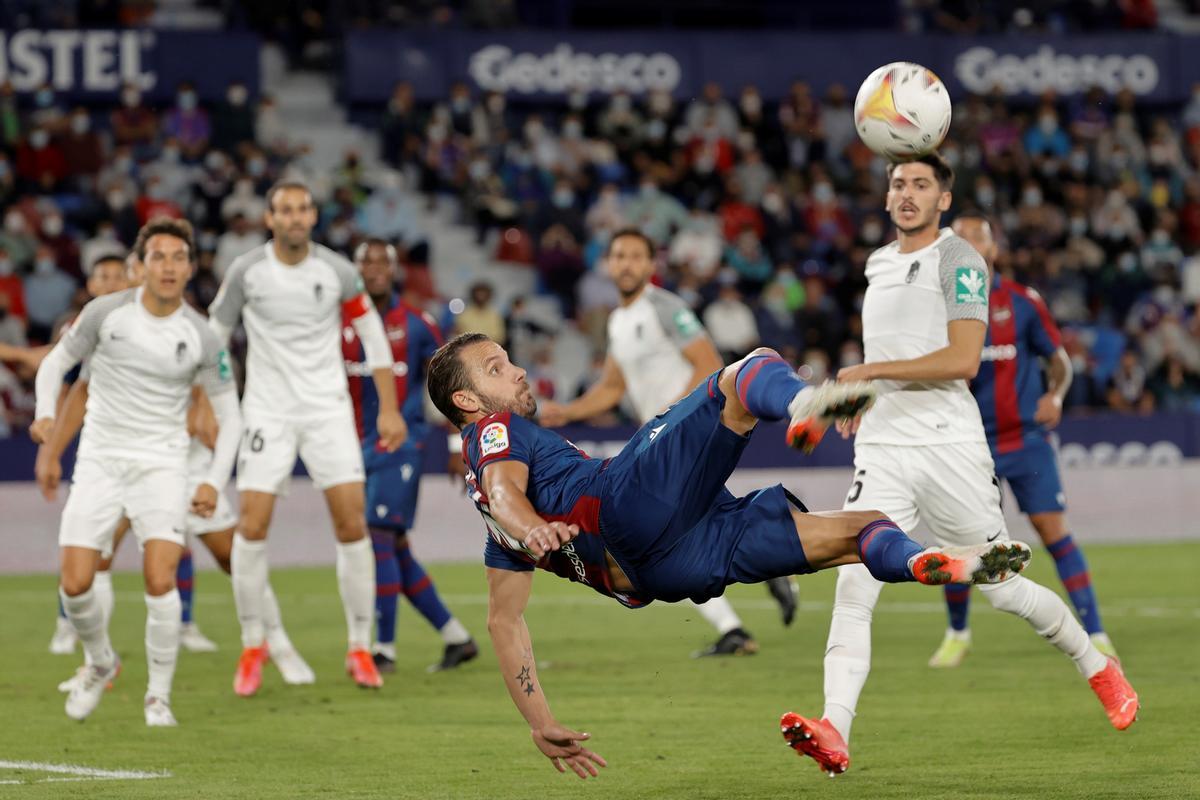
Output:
[2, 72, 1200, 434]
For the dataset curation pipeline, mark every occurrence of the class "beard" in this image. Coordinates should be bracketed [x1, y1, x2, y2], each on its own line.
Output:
[477, 385, 538, 420]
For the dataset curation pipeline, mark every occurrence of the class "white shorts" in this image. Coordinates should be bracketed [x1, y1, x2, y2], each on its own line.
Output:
[60, 457, 187, 554]
[236, 410, 365, 495]
[842, 441, 1008, 547]
[183, 479, 237, 537]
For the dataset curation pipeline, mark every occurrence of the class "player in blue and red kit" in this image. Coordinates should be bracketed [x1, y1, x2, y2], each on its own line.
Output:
[928, 214, 1116, 669]
[343, 239, 476, 673]
[427, 331, 1032, 778]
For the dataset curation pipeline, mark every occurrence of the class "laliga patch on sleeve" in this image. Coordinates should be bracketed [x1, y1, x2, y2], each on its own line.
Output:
[480, 422, 510, 456]
[955, 266, 987, 304]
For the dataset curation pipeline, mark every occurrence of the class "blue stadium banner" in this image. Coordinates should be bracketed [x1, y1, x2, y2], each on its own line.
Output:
[344, 30, 1188, 104]
[0, 29, 260, 101]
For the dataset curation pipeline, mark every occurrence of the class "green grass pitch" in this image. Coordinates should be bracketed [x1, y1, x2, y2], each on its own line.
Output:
[0, 542, 1195, 799]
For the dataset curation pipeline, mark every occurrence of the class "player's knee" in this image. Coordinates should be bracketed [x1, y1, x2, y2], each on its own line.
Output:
[238, 512, 270, 541]
[333, 515, 367, 543]
[144, 572, 176, 597]
[60, 574, 93, 597]
[979, 575, 1034, 617]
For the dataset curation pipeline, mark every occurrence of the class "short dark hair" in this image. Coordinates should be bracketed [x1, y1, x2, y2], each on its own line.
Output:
[353, 237, 398, 264]
[887, 151, 955, 191]
[606, 227, 655, 259]
[266, 180, 313, 213]
[90, 253, 127, 274]
[428, 332, 493, 428]
[134, 216, 194, 262]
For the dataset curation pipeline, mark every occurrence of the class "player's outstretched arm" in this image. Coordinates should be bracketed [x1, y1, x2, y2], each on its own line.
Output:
[838, 319, 986, 384]
[486, 566, 606, 779]
[539, 354, 626, 427]
[483, 459, 579, 557]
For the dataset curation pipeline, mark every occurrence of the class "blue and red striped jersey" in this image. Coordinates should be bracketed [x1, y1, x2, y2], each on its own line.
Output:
[463, 411, 650, 609]
[971, 275, 1062, 454]
[343, 294, 443, 442]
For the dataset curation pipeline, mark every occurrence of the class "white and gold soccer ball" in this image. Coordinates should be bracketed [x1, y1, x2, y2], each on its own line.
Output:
[853, 62, 952, 159]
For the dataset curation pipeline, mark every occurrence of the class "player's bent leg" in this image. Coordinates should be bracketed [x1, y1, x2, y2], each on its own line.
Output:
[198, 528, 234, 573]
[324, 482, 381, 688]
[977, 575, 1136, 728]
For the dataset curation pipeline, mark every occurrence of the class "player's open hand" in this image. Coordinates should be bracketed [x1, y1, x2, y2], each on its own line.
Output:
[531, 723, 607, 779]
[835, 417, 863, 439]
[34, 446, 61, 502]
[377, 410, 408, 452]
[29, 416, 54, 445]
[190, 482, 219, 518]
[524, 522, 579, 558]
[537, 401, 569, 428]
[836, 364, 875, 383]
[1034, 393, 1063, 429]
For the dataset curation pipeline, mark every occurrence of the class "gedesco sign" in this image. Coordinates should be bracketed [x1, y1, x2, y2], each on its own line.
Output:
[469, 43, 682, 94]
[955, 45, 1159, 95]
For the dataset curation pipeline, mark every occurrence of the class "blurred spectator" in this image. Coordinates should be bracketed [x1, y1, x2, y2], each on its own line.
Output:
[23, 246, 76, 342]
[1149, 354, 1199, 412]
[39, 211, 82, 281]
[0, 247, 25, 323]
[724, 229, 772, 295]
[0, 210, 37, 268]
[215, 213, 266, 279]
[30, 84, 66, 134]
[212, 81, 256, 151]
[454, 282, 506, 342]
[703, 278, 759, 362]
[624, 177, 688, 245]
[536, 226, 586, 319]
[60, 108, 104, 178]
[110, 83, 159, 151]
[381, 82, 420, 167]
[136, 176, 184, 224]
[359, 171, 424, 245]
[163, 81, 211, 160]
[256, 94, 287, 154]
[0, 82, 19, 151]
[1107, 349, 1155, 413]
[0, 290, 25, 348]
[222, 177, 267, 223]
[685, 82, 739, 140]
[16, 127, 68, 189]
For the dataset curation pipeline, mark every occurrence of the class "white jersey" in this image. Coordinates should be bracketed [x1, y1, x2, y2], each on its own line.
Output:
[44, 287, 234, 465]
[208, 242, 369, 419]
[856, 228, 990, 446]
[607, 284, 709, 424]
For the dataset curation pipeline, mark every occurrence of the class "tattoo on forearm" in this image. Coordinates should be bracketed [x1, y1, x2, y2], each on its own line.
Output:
[515, 664, 536, 696]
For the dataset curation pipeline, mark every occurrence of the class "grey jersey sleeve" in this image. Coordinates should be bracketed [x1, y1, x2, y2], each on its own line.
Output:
[208, 254, 253, 336]
[190, 311, 237, 398]
[314, 244, 365, 302]
[646, 288, 708, 349]
[60, 289, 135, 361]
[937, 235, 990, 323]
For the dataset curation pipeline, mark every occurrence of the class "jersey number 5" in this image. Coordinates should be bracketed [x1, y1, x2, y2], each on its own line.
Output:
[846, 470, 866, 504]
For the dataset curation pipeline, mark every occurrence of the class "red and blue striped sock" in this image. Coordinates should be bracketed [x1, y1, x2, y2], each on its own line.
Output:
[397, 538, 452, 631]
[371, 528, 400, 645]
[734, 352, 805, 421]
[1047, 535, 1104, 635]
[855, 519, 924, 583]
[944, 583, 971, 631]
[177, 549, 194, 624]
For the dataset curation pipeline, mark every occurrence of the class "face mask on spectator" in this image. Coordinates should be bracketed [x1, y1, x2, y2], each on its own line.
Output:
[122, 89, 140, 108]
[813, 183, 835, 204]
[646, 119, 666, 140]
[640, 182, 657, 198]
[5, 213, 24, 233]
[199, 231, 218, 251]
[861, 221, 883, 243]
[941, 147, 961, 168]
[0, 159, 9, 178]
[205, 151, 226, 171]
[1022, 188, 1042, 207]
[1153, 285, 1175, 305]
[611, 94, 631, 113]
[552, 189, 575, 209]
[146, 183, 167, 200]
[247, 157, 266, 176]
[563, 120, 583, 139]
[1069, 150, 1089, 172]
[328, 224, 351, 247]
[1118, 252, 1138, 272]
[35, 89, 53, 108]
[762, 193, 784, 215]
[228, 85, 248, 106]
[487, 95, 505, 114]
[451, 95, 471, 113]
[648, 92, 671, 115]
[427, 124, 447, 143]
[1038, 115, 1057, 135]
[178, 90, 197, 110]
[42, 216, 63, 237]
[468, 159, 491, 181]
[741, 93, 761, 116]
[975, 186, 995, 207]
[29, 129, 49, 149]
[106, 190, 129, 209]
[524, 121, 544, 141]
[1111, 152, 1129, 170]
[71, 114, 90, 134]
[1069, 216, 1088, 237]
[35, 258, 56, 274]
[1152, 229, 1170, 246]
[567, 91, 587, 110]
[162, 146, 180, 164]
[97, 226, 116, 240]
[0, 259, 12, 276]
[236, 179, 254, 195]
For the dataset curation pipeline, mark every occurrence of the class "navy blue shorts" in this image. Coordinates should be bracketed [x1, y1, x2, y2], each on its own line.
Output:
[993, 435, 1066, 515]
[364, 439, 424, 530]
[599, 374, 812, 603]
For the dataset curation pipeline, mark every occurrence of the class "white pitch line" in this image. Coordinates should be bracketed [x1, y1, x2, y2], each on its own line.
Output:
[0, 760, 170, 781]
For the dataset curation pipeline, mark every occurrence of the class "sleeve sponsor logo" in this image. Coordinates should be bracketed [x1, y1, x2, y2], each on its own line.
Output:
[955, 267, 987, 304]
[673, 307, 702, 337]
[480, 422, 510, 456]
[217, 349, 233, 381]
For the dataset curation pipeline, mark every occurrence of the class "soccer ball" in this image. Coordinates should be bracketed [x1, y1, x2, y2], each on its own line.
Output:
[853, 62, 952, 159]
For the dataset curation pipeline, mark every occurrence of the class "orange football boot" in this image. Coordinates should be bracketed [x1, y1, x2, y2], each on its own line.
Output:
[234, 645, 268, 697]
[780, 713, 849, 777]
[786, 382, 877, 454]
[1088, 657, 1139, 730]
[346, 648, 383, 689]
[911, 541, 1032, 586]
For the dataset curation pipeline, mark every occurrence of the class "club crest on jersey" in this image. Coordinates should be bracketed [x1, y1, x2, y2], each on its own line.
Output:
[175, 341, 187, 362]
[955, 267, 987, 304]
[905, 261, 920, 283]
[480, 422, 510, 456]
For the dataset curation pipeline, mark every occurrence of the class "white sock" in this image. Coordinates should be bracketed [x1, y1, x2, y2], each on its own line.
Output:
[336, 537, 375, 651]
[822, 564, 883, 743]
[439, 617, 471, 646]
[145, 590, 181, 699]
[692, 596, 742, 635]
[60, 586, 115, 669]
[979, 576, 1108, 678]
[231, 534, 269, 648]
[261, 581, 295, 652]
[93, 571, 115, 628]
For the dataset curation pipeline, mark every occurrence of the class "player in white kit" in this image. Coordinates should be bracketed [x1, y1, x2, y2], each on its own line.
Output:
[538, 228, 798, 657]
[31, 218, 242, 726]
[781, 154, 1140, 776]
[208, 181, 406, 695]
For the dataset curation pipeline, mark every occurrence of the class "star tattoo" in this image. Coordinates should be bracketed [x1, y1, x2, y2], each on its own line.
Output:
[523, 683, 535, 696]
[516, 666, 531, 685]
